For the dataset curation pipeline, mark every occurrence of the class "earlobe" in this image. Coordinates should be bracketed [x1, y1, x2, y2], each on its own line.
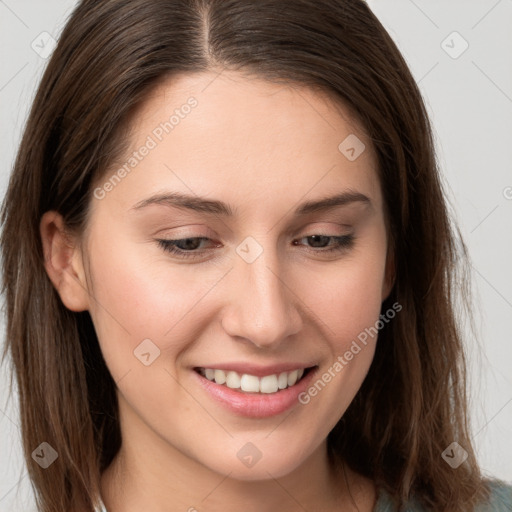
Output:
[39, 211, 90, 312]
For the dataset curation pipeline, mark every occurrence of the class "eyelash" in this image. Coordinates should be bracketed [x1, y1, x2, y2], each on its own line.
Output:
[156, 234, 355, 260]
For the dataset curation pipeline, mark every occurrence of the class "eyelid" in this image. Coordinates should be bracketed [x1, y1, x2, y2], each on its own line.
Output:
[156, 221, 354, 243]
[154, 225, 216, 238]
[156, 225, 352, 245]
[156, 232, 356, 261]
[286, 220, 353, 237]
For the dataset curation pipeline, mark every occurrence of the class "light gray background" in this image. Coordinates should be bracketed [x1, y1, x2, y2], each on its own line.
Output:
[0, 1, 511, 510]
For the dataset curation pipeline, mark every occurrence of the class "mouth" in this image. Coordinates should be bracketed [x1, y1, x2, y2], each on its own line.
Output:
[194, 366, 313, 394]
[193, 365, 318, 418]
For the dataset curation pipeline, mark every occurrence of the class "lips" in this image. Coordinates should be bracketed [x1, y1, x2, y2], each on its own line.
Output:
[193, 364, 318, 418]
[196, 367, 307, 393]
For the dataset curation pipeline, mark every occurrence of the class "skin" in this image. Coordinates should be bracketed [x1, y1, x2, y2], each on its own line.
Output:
[40, 70, 394, 512]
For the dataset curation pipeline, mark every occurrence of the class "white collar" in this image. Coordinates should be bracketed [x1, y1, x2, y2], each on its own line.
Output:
[96, 499, 107, 512]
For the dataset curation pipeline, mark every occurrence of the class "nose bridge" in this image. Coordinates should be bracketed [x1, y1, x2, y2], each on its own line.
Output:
[222, 236, 302, 348]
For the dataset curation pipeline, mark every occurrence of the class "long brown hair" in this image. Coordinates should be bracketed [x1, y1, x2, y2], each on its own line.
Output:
[0, 0, 489, 510]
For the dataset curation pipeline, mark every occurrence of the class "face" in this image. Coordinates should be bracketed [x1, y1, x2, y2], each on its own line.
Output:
[67, 71, 392, 480]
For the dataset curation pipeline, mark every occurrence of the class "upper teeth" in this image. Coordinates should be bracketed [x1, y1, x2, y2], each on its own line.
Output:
[200, 368, 305, 393]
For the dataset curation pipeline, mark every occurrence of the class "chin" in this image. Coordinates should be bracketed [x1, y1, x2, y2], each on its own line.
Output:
[197, 441, 315, 482]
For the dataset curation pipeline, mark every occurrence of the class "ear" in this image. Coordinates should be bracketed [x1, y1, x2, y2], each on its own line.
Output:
[381, 243, 396, 302]
[40, 211, 90, 312]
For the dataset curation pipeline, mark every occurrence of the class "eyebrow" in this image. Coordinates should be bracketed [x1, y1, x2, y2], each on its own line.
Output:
[130, 190, 371, 216]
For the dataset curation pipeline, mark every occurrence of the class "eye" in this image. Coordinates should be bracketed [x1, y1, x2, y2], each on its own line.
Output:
[293, 234, 355, 254]
[156, 233, 355, 260]
[157, 237, 220, 259]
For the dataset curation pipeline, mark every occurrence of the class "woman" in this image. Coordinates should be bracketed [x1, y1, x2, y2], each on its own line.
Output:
[1, 0, 511, 511]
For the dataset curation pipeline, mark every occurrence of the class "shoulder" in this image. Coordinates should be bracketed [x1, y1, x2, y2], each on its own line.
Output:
[373, 488, 424, 512]
[374, 479, 512, 511]
[477, 479, 512, 511]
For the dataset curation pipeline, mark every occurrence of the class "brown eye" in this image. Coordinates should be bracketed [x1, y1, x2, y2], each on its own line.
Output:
[293, 234, 355, 254]
[157, 237, 218, 259]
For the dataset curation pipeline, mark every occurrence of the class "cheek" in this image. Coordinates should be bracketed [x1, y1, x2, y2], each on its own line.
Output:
[330, 268, 384, 344]
[293, 236, 388, 414]
[303, 245, 388, 351]
[293, 263, 385, 435]
[84, 229, 215, 379]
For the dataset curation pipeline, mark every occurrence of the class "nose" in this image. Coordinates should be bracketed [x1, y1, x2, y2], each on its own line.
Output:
[221, 241, 303, 349]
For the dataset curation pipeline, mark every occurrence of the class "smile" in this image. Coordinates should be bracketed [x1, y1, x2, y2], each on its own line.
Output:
[193, 365, 318, 418]
[195, 367, 308, 394]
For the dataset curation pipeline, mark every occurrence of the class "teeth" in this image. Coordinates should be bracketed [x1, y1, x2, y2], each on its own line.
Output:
[240, 374, 260, 392]
[225, 371, 241, 389]
[214, 369, 226, 385]
[260, 375, 278, 393]
[287, 370, 298, 387]
[200, 367, 307, 393]
[277, 372, 288, 389]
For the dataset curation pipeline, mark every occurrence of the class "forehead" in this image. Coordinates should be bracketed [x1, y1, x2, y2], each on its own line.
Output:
[93, 70, 383, 218]
[130, 70, 370, 157]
